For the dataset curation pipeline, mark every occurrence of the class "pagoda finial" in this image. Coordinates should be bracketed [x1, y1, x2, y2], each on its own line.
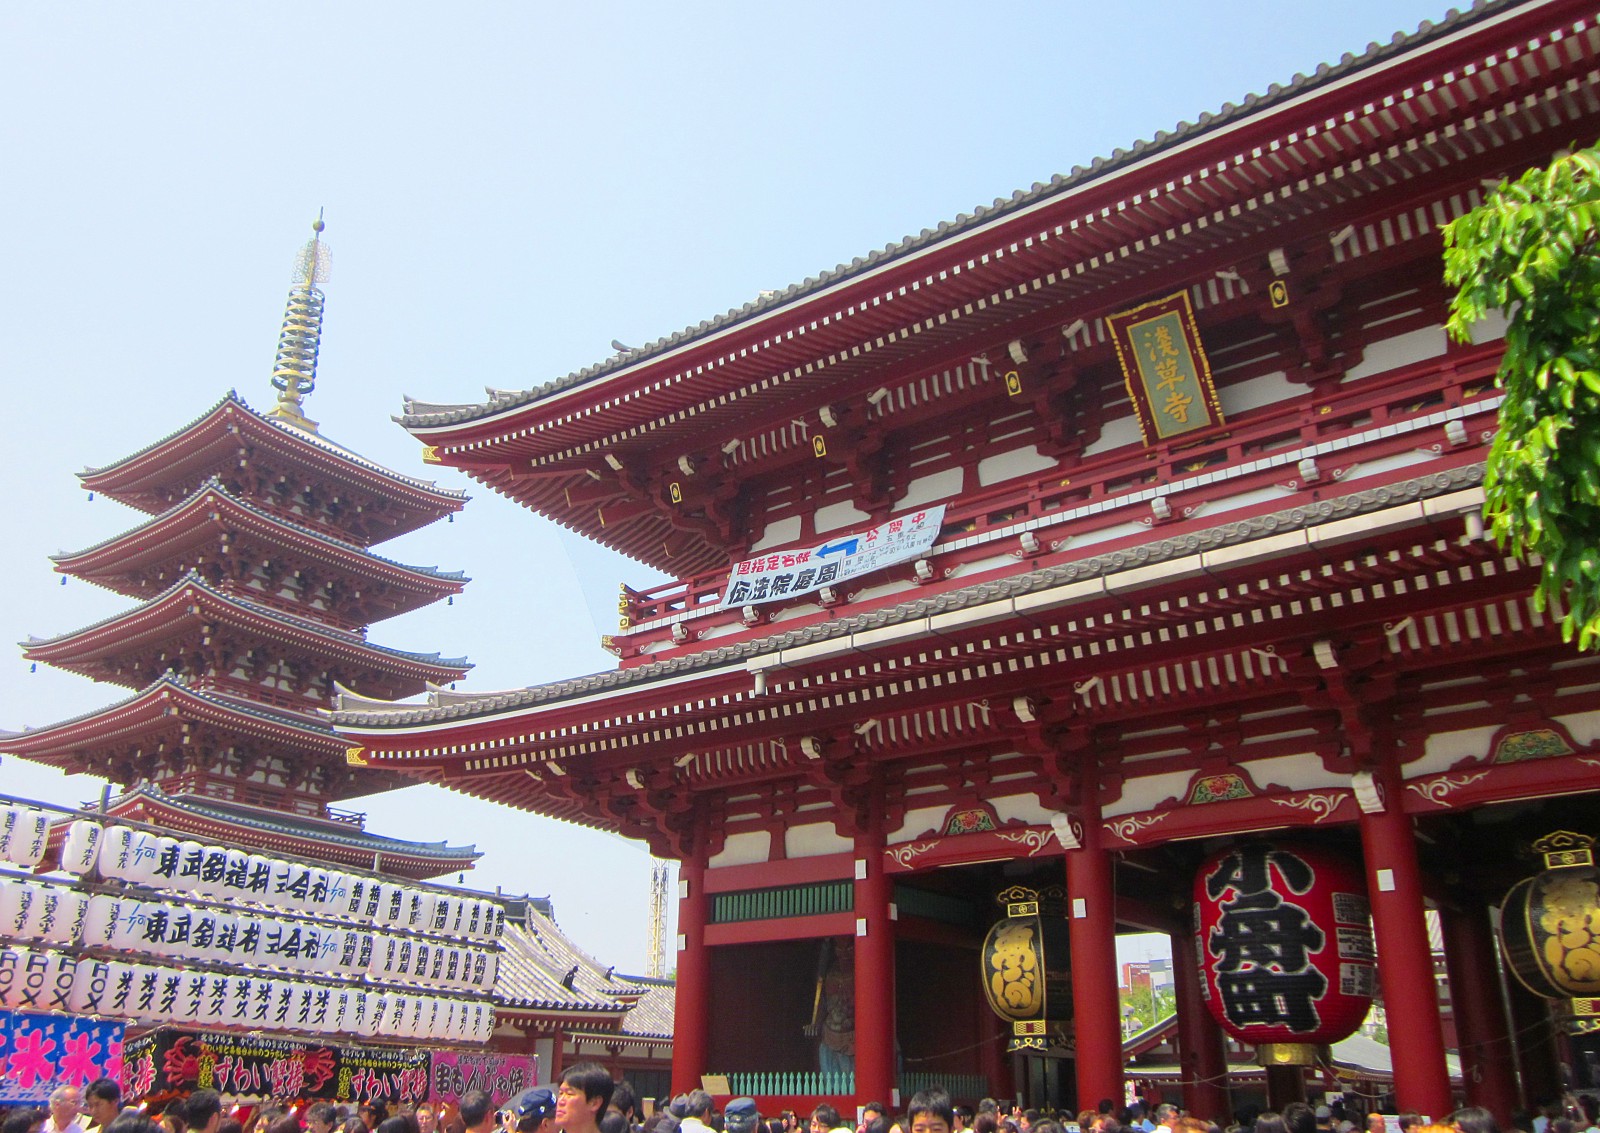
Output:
[265, 211, 332, 434]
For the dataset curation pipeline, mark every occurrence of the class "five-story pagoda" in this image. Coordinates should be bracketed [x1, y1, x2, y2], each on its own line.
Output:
[3, 218, 478, 881]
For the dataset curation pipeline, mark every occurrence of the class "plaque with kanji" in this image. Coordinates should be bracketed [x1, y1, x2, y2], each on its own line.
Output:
[1106, 291, 1225, 444]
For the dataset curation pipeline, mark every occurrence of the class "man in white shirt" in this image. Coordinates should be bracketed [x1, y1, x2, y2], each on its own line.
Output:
[45, 1087, 87, 1133]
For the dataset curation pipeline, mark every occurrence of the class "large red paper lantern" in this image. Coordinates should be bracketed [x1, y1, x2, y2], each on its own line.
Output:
[1194, 842, 1375, 1064]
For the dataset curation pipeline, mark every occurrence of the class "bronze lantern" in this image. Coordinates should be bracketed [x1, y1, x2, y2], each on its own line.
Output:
[980, 884, 1072, 1051]
[1499, 830, 1600, 1032]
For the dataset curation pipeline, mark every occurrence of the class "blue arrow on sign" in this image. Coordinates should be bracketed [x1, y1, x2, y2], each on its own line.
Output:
[818, 539, 859, 557]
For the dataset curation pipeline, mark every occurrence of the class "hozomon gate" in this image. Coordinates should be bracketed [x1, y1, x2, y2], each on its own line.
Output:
[337, 0, 1600, 1119]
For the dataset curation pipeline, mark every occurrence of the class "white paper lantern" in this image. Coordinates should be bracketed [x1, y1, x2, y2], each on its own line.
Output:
[321, 870, 350, 917]
[68, 958, 111, 1014]
[101, 960, 137, 1017]
[373, 882, 405, 927]
[107, 899, 148, 951]
[220, 848, 251, 898]
[244, 853, 276, 905]
[61, 820, 104, 875]
[196, 845, 231, 897]
[7, 948, 52, 1011]
[172, 840, 204, 892]
[0, 807, 19, 864]
[0, 809, 50, 867]
[361, 880, 387, 923]
[79, 894, 120, 948]
[227, 975, 259, 1027]
[428, 894, 455, 935]
[99, 826, 135, 881]
[144, 965, 183, 1024]
[37, 888, 89, 948]
[201, 973, 231, 1025]
[403, 889, 436, 934]
[0, 946, 25, 1008]
[38, 951, 77, 1014]
[14, 882, 52, 940]
[355, 992, 379, 1036]
[145, 836, 180, 888]
[0, 879, 32, 941]
[121, 832, 160, 885]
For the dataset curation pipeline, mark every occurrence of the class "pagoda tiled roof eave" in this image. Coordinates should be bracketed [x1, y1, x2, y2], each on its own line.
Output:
[51, 478, 470, 590]
[80, 391, 468, 510]
[2, 674, 346, 756]
[111, 783, 480, 862]
[398, 0, 1527, 438]
[22, 570, 473, 678]
[334, 461, 1488, 735]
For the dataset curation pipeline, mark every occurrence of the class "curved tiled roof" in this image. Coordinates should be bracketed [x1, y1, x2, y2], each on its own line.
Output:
[55, 477, 469, 584]
[88, 391, 467, 502]
[111, 782, 480, 861]
[4, 673, 338, 745]
[399, 0, 1521, 430]
[335, 462, 1486, 730]
[493, 914, 631, 1012]
[24, 570, 472, 673]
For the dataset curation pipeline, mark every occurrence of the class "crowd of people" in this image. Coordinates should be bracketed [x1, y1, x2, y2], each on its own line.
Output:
[6, 1073, 1599, 1133]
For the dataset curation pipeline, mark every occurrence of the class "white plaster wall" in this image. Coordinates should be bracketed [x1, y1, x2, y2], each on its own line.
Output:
[1343, 325, 1447, 381]
[1335, 450, 1438, 483]
[1466, 309, 1509, 344]
[1404, 724, 1498, 777]
[1218, 370, 1300, 416]
[1194, 484, 1296, 518]
[787, 821, 853, 858]
[1105, 770, 1193, 818]
[1083, 413, 1141, 457]
[977, 446, 1060, 487]
[1558, 710, 1600, 748]
[890, 805, 952, 843]
[750, 516, 803, 553]
[901, 467, 964, 511]
[1237, 753, 1353, 792]
[709, 830, 771, 869]
[815, 500, 871, 533]
[992, 793, 1056, 826]
[1070, 519, 1154, 550]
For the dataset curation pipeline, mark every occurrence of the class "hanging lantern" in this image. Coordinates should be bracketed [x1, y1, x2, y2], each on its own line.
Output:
[1194, 841, 1376, 1066]
[100, 826, 136, 881]
[1499, 830, 1600, 1032]
[68, 958, 111, 1014]
[61, 820, 104, 875]
[979, 884, 1072, 1051]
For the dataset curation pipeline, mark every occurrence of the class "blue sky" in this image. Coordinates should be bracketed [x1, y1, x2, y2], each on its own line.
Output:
[2, 1, 1455, 975]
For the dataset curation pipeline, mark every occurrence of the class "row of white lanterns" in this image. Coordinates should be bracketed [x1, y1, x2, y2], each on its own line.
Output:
[0, 878, 498, 992]
[0, 810, 505, 942]
[0, 944, 495, 1042]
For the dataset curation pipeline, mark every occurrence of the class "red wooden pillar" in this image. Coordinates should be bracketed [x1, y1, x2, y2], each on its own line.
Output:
[1438, 901, 1520, 1124]
[1065, 800, 1123, 1110]
[1356, 761, 1453, 1119]
[672, 852, 711, 1095]
[1170, 926, 1230, 1123]
[854, 817, 896, 1106]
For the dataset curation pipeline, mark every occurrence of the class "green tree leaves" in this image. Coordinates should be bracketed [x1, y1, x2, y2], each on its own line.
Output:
[1445, 141, 1600, 649]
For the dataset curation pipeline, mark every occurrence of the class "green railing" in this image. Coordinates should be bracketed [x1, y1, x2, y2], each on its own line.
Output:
[892, 884, 979, 927]
[898, 1073, 990, 1100]
[714, 1070, 855, 1096]
[711, 880, 853, 923]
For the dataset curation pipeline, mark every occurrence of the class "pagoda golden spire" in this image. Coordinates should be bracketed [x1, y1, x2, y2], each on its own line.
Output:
[265, 212, 332, 434]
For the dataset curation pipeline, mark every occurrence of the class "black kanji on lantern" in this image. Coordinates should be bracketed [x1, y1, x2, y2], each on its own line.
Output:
[1205, 844, 1328, 1033]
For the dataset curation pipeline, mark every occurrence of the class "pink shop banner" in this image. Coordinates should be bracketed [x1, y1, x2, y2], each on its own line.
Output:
[428, 1051, 538, 1106]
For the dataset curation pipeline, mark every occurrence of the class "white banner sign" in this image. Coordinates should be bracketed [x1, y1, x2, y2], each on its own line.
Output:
[721, 505, 946, 608]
